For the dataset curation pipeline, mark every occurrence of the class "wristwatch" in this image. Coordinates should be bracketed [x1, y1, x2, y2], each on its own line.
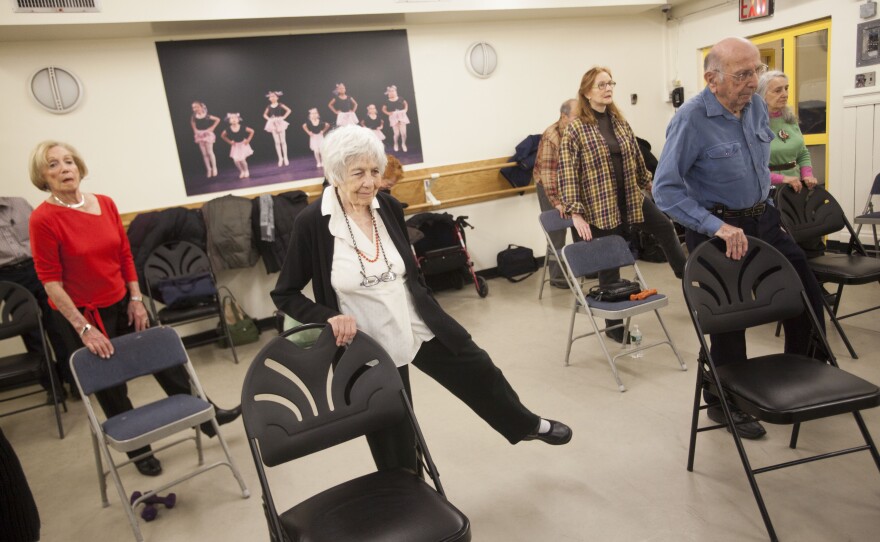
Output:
[79, 323, 93, 337]
[130, 295, 143, 303]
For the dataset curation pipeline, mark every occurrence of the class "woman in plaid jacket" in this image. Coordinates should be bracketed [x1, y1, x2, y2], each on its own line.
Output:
[558, 66, 685, 343]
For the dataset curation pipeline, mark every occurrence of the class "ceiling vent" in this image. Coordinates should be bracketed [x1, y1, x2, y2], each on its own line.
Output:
[13, 0, 101, 13]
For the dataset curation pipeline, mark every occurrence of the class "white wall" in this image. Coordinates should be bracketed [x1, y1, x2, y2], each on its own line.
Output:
[0, 14, 674, 317]
[667, 0, 879, 243]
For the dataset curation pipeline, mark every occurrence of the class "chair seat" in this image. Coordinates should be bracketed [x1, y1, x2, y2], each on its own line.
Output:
[807, 253, 880, 283]
[854, 211, 880, 224]
[103, 394, 213, 452]
[280, 468, 470, 542]
[0, 351, 42, 381]
[586, 294, 668, 318]
[717, 354, 880, 424]
[157, 303, 219, 324]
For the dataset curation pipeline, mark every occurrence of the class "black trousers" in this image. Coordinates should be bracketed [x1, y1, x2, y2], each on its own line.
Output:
[684, 204, 826, 405]
[54, 296, 192, 458]
[366, 337, 540, 471]
[0, 259, 69, 388]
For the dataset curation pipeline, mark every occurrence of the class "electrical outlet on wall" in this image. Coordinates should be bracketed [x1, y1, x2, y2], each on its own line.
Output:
[856, 72, 876, 88]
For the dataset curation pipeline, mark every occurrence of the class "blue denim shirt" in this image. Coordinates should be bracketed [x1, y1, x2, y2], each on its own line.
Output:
[652, 86, 776, 237]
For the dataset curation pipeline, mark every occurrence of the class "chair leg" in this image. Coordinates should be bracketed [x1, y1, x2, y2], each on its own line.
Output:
[213, 422, 251, 499]
[851, 411, 880, 473]
[564, 298, 579, 367]
[821, 291, 858, 359]
[774, 321, 782, 337]
[99, 442, 145, 542]
[90, 429, 110, 508]
[595, 321, 626, 392]
[654, 310, 687, 371]
[686, 366, 704, 472]
[220, 319, 241, 364]
[537, 246, 550, 300]
[789, 423, 801, 449]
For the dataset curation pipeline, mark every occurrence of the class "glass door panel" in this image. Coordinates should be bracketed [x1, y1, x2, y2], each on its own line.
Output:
[758, 39, 783, 71]
[806, 144, 826, 185]
[795, 29, 829, 135]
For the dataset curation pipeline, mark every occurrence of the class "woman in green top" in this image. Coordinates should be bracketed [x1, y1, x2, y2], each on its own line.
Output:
[757, 70, 819, 193]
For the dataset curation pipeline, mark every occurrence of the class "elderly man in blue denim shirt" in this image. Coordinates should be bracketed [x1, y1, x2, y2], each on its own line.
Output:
[653, 37, 826, 440]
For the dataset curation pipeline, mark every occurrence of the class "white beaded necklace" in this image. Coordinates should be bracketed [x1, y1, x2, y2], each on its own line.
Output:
[52, 193, 86, 209]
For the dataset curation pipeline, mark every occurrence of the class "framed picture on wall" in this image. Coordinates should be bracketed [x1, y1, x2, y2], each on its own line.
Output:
[156, 30, 423, 196]
[857, 19, 880, 67]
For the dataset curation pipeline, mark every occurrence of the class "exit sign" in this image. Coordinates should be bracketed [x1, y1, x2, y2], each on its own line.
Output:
[740, 0, 774, 21]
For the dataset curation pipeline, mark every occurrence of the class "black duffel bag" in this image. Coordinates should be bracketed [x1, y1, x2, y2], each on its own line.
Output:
[497, 244, 537, 283]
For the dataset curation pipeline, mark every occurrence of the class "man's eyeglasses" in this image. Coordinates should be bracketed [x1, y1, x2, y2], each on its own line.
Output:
[361, 270, 398, 288]
[594, 81, 617, 90]
[715, 64, 768, 83]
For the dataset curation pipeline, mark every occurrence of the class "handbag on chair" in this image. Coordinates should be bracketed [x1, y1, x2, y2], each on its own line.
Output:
[217, 287, 260, 348]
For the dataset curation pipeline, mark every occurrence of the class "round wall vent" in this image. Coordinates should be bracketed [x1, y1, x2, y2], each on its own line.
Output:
[465, 42, 498, 78]
[30, 66, 83, 114]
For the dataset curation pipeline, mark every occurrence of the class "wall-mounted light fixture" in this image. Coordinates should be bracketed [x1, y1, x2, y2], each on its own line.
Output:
[465, 42, 497, 78]
[30, 66, 83, 114]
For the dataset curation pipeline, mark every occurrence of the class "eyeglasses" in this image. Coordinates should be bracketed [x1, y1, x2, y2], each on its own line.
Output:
[594, 81, 617, 90]
[361, 270, 398, 288]
[715, 64, 768, 83]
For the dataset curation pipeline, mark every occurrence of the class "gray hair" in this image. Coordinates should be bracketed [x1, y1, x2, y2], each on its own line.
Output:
[559, 98, 576, 117]
[321, 125, 387, 187]
[757, 70, 797, 123]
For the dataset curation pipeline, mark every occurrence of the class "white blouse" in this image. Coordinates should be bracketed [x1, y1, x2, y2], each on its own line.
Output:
[322, 186, 434, 367]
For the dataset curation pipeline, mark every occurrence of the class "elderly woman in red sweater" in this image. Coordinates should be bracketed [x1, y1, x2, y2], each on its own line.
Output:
[27, 140, 240, 477]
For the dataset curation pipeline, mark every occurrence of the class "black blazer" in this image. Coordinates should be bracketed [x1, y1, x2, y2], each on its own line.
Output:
[271, 190, 471, 354]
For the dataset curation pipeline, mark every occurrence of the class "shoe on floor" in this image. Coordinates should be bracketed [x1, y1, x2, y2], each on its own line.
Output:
[522, 419, 572, 445]
[550, 280, 569, 289]
[200, 404, 242, 438]
[707, 404, 766, 440]
[135, 456, 163, 477]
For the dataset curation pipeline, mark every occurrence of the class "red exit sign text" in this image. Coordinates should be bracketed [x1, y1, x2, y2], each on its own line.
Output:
[740, 0, 774, 22]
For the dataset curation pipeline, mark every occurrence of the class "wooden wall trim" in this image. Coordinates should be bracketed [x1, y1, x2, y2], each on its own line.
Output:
[120, 156, 530, 227]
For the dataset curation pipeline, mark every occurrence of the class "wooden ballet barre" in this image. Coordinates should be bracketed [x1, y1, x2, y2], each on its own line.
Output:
[405, 184, 536, 214]
[397, 161, 517, 185]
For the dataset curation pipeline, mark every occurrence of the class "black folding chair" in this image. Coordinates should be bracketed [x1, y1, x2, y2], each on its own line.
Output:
[682, 236, 880, 542]
[854, 172, 880, 257]
[776, 185, 880, 358]
[242, 324, 471, 542]
[0, 281, 66, 438]
[143, 240, 239, 363]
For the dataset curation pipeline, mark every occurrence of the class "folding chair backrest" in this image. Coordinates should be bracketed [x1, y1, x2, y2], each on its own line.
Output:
[539, 210, 573, 235]
[71, 327, 189, 395]
[562, 236, 634, 279]
[776, 185, 847, 243]
[144, 241, 213, 288]
[682, 237, 804, 335]
[0, 282, 40, 341]
[242, 325, 406, 467]
[871, 172, 880, 197]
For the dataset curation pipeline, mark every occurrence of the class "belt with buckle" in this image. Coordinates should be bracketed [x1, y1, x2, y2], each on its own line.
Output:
[711, 203, 767, 218]
[769, 161, 797, 171]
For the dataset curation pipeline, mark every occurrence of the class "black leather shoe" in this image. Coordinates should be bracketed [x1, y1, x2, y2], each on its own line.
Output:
[550, 280, 569, 290]
[135, 456, 163, 476]
[522, 419, 572, 445]
[200, 404, 242, 438]
[707, 405, 766, 440]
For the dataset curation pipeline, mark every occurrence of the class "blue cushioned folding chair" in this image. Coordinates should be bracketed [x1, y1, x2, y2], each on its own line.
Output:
[71, 326, 249, 542]
[561, 236, 685, 392]
[242, 324, 470, 542]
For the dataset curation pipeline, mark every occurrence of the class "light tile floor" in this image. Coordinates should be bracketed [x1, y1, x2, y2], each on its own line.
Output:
[3, 261, 879, 541]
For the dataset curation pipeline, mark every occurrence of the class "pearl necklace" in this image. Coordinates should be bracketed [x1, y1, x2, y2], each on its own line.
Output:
[52, 193, 86, 209]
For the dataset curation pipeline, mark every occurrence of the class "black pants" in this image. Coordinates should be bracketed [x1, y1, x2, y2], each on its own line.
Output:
[366, 337, 540, 471]
[573, 197, 686, 285]
[54, 296, 192, 458]
[0, 259, 70, 389]
[536, 183, 566, 282]
[0, 427, 40, 542]
[685, 204, 826, 405]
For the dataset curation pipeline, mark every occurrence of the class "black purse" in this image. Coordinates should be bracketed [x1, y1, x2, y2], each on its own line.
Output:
[497, 244, 537, 283]
[587, 279, 642, 302]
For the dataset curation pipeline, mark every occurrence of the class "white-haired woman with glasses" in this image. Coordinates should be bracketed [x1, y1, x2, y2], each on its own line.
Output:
[272, 125, 571, 471]
[756, 70, 818, 194]
[558, 66, 685, 343]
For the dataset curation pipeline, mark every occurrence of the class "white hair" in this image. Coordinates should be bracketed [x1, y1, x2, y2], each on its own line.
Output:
[757, 70, 797, 123]
[321, 125, 387, 187]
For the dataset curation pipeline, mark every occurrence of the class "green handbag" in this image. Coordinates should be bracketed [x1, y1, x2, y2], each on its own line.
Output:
[217, 287, 260, 348]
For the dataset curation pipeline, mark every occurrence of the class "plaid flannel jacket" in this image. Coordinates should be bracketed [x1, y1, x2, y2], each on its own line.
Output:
[557, 115, 651, 230]
[532, 120, 564, 205]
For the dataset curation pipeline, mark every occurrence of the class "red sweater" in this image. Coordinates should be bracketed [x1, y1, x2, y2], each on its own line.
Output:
[30, 194, 137, 310]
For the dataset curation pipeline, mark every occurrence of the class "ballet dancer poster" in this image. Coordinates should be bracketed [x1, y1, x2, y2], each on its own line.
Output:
[156, 30, 423, 196]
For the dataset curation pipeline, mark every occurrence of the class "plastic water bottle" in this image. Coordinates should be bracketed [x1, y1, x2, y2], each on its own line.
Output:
[630, 324, 643, 358]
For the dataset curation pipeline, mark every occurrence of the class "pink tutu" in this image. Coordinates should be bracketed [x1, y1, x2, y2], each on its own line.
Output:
[389, 110, 410, 127]
[264, 117, 290, 133]
[309, 133, 324, 152]
[336, 111, 359, 126]
[230, 142, 254, 162]
[372, 129, 386, 141]
[194, 130, 216, 144]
